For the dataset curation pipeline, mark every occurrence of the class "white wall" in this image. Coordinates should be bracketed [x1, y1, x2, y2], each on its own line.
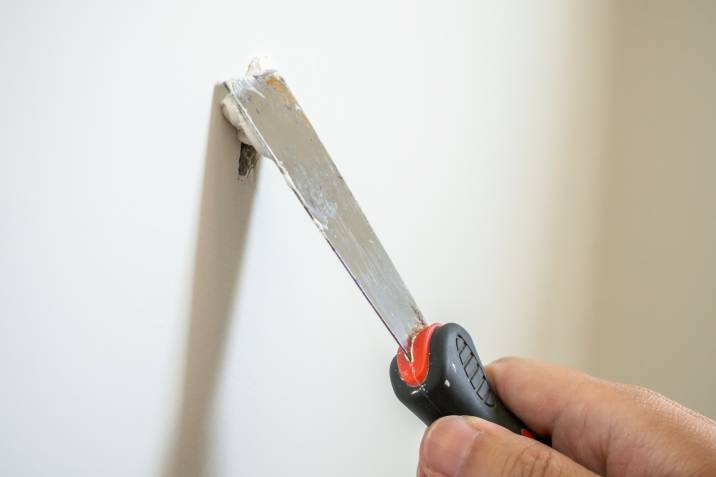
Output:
[0, 1, 712, 476]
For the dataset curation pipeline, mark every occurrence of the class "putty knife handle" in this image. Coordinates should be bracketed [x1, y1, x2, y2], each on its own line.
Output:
[389, 323, 549, 445]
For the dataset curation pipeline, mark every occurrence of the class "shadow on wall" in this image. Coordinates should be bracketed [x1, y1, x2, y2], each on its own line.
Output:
[163, 84, 260, 477]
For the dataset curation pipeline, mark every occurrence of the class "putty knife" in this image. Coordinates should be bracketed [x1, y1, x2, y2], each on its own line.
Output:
[222, 60, 544, 441]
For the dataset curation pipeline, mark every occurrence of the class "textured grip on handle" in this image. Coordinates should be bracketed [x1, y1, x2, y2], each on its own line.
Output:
[389, 323, 548, 444]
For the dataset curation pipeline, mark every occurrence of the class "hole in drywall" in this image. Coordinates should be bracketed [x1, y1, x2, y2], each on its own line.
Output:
[238, 143, 258, 177]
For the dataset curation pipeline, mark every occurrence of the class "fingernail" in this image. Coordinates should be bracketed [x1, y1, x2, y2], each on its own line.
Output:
[421, 416, 480, 477]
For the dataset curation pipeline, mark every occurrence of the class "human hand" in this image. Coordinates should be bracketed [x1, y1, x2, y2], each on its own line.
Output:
[417, 357, 716, 477]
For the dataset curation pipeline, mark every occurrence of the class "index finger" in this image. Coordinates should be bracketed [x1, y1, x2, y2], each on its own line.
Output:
[485, 357, 716, 476]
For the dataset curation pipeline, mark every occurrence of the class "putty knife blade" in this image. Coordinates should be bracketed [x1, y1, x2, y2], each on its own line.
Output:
[224, 68, 425, 356]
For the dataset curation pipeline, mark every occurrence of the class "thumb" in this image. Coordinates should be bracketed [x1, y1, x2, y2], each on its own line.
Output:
[419, 416, 598, 477]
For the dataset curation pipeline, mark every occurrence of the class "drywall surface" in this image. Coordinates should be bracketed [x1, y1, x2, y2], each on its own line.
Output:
[0, 1, 712, 476]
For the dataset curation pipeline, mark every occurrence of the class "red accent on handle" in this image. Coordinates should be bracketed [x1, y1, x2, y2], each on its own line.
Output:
[396, 323, 441, 387]
[521, 429, 535, 439]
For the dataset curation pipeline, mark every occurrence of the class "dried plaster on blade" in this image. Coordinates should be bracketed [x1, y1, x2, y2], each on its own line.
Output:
[221, 96, 258, 177]
[220, 57, 275, 176]
[220, 57, 274, 146]
[220, 95, 251, 144]
[220, 59, 304, 220]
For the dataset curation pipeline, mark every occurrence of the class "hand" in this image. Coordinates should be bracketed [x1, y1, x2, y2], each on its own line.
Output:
[417, 357, 716, 477]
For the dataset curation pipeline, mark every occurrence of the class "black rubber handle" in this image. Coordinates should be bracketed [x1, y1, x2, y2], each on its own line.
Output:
[390, 323, 548, 444]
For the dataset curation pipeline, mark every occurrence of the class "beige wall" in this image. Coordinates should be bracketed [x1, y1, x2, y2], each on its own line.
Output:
[586, 1, 716, 417]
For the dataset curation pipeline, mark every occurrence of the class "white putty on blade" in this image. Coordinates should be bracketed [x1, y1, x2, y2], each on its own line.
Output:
[220, 59, 426, 357]
[220, 57, 275, 146]
[220, 96, 251, 144]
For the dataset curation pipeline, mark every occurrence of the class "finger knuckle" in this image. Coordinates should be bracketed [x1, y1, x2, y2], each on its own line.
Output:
[491, 356, 520, 365]
[613, 382, 668, 407]
[490, 356, 528, 370]
[504, 443, 562, 477]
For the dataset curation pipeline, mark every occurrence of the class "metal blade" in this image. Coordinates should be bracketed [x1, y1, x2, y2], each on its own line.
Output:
[224, 69, 425, 357]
